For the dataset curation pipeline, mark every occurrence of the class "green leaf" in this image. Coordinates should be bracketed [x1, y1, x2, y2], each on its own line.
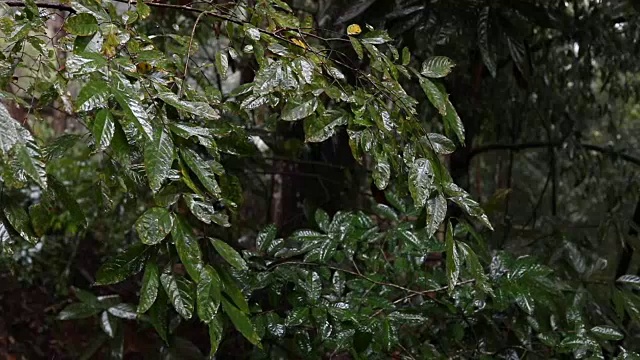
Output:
[515, 292, 534, 315]
[161, 272, 195, 320]
[92, 109, 115, 151]
[304, 109, 347, 143]
[107, 303, 137, 320]
[111, 83, 153, 140]
[256, 224, 277, 252]
[172, 216, 204, 282]
[215, 52, 228, 78]
[282, 97, 318, 121]
[183, 194, 230, 227]
[210, 238, 247, 271]
[0, 103, 32, 154]
[14, 143, 47, 188]
[157, 92, 220, 121]
[100, 311, 116, 338]
[181, 149, 222, 197]
[445, 221, 459, 291]
[408, 158, 434, 208]
[138, 260, 159, 314]
[424, 133, 455, 155]
[76, 79, 110, 111]
[197, 266, 222, 323]
[617, 275, 640, 287]
[419, 77, 447, 116]
[4, 202, 38, 244]
[425, 195, 446, 238]
[208, 315, 224, 356]
[135, 207, 173, 246]
[95, 244, 150, 285]
[421, 56, 455, 78]
[221, 298, 260, 345]
[315, 209, 330, 232]
[136, 1, 151, 18]
[217, 268, 250, 313]
[590, 326, 624, 341]
[349, 36, 364, 60]
[58, 302, 101, 320]
[372, 152, 390, 190]
[402, 47, 410, 66]
[64, 13, 99, 36]
[443, 98, 465, 144]
[144, 126, 174, 192]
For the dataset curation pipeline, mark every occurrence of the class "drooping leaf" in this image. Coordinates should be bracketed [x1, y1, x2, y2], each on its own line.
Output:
[197, 266, 222, 323]
[76, 79, 110, 111]
[282, 97, 318, 121]
[183, 194, 230, 227]
[157, 92, 220, 121]
[590, 326, 624, 341]
[221, 298, 260, 345]
[208, 315, 224, 356]
[215, 52, 228, 78]
[181, 148, 222, 197]
[445, 221, 459, 291]
[64, 13, 99, 36]
[107, 303, 137, 320]
[349, 36, 364, 60]
[161, 272, 195, 320]
[304, 109, 348, 143]
[443, 98, 465, 144]
[100, 311, 116, 338]
[425, 195, 447, 238]
[418, 76, 447, 116]
[58, 302, 101, 320]
[408, 158, 435, 208]
[0, 103, 31, 154]
[14, 143, 47, 188]
[4, 202, 38, 244]
[421, 56, 455, 78]
[135, 207, 173, 246]
[144, 125, 174, 193]
[111, 82, 153, 140]
[424, 133, 455, 154]
[92, 109, 115, 151]
[138, 260, 160, 314]
[372, 152, 391, 190]
[95, 244, 150, 285]
[210, 238, 247, 271]
[172, 216, 204, 282]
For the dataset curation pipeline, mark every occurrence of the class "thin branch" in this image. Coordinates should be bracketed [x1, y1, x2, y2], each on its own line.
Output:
[469, 141, 640, 167]
[2, 0, 75, 12]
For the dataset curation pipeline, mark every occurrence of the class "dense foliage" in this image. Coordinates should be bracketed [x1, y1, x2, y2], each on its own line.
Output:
[1, 0, 640, 359]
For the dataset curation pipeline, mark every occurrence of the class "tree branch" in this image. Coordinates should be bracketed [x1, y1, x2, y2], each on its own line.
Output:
[469, 141, 640, 167]
[2, 1, 75, 12]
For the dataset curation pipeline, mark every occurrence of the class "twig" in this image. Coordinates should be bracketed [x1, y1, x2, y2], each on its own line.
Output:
[469, 141, 640, 167]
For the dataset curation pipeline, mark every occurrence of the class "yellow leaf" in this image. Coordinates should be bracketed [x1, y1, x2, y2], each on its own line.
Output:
[347, 24, 362, 36]
[291, 38, 307, 49]
[136, 62, 152, 74]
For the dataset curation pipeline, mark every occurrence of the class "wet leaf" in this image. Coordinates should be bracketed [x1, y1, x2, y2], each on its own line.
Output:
[135, 207, 173, 246]
[210, 238, 247, 271]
